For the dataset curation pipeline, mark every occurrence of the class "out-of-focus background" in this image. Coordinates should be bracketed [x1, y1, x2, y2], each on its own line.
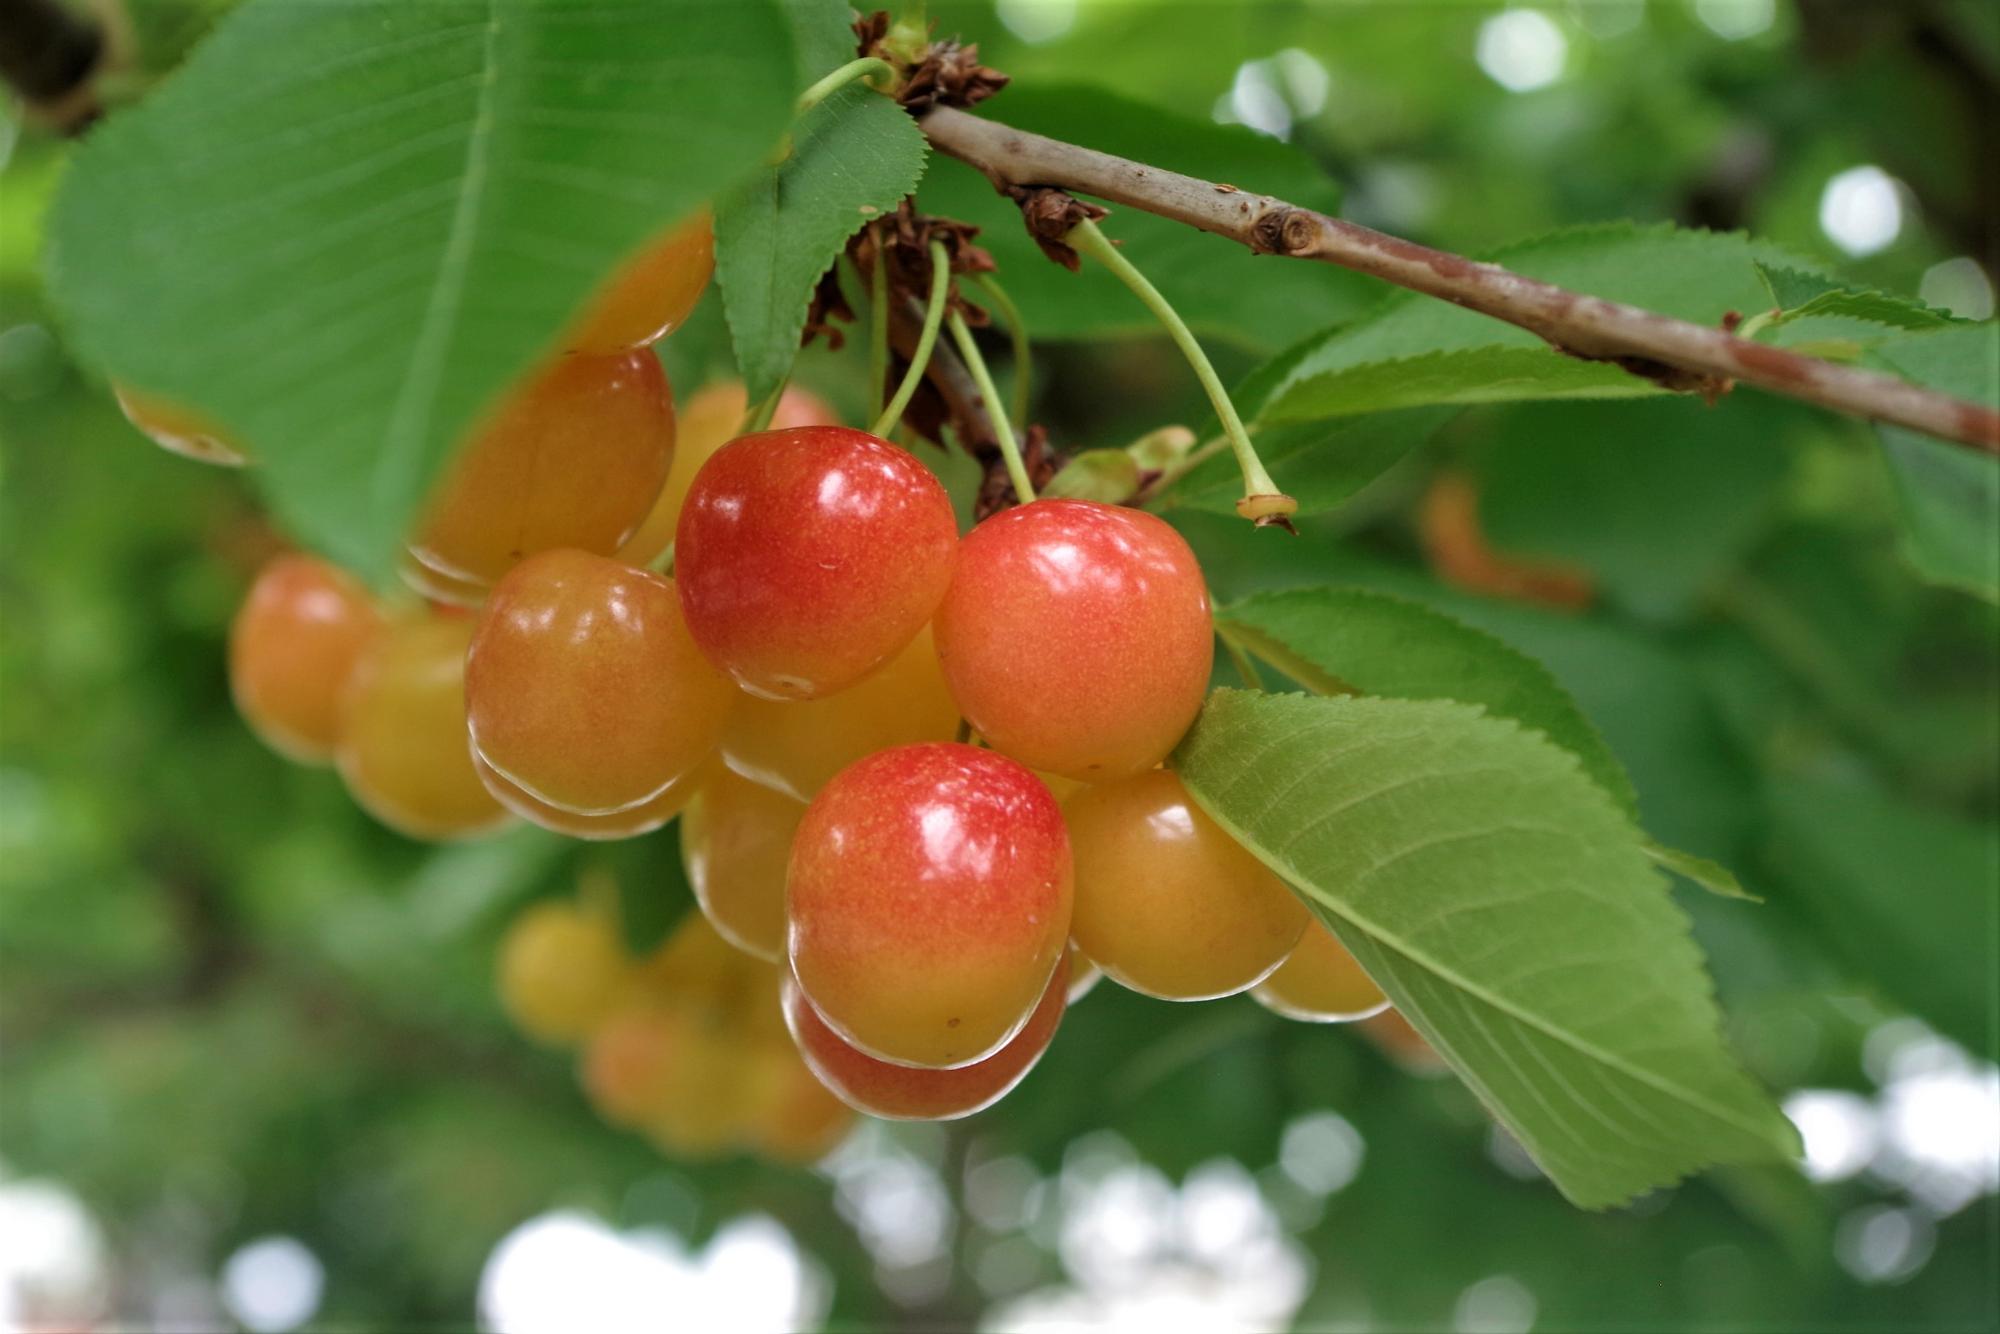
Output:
[3, 1, 1996, 1330]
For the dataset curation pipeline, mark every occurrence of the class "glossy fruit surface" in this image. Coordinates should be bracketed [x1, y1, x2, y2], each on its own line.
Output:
[787, 743, 1072, 1068]
[783, 954, 1068, 1120]
[564, 212, 714, 355]
[398, 550, 488, 610]
[675, 426, 958, 699]
[466, 550, 734, 815]
[473, 751, 702, 840]
[617, 383, 841, 568]
[935, 499, 1212, 781]
[410, 350, 674, 587]
[680, 767, 805, 961]
[336, 615, 511, 840]
[1065, 770, 1307, 1000]
[720, 624, 960, 801]
[1252, 916, 1390, 1023]
[115, 383, 247, 466]
[229, 554, 382, 763]
[497, 902, 631, 1043]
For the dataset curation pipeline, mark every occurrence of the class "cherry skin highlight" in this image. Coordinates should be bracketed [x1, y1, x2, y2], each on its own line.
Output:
[935, 499, 1213, 781]
[229, 554, 383, 764]
[1065, 770, 1308, 1001]
[720, 624, 961, 802]
[680, 766, 806, 962]
[465, 549, 735, 815]
[336, 615, 512, 840]
[675, 426, 958, 699]
[564, 212, 715, 355]
[115, 383, 247, 466]
[472, 751, 703, 840]
[410, 350, 675, 588]
[496, 901, 632, 1044]
[782, 954, 1069, 1121]
[787, 742, 1072, 1069]
[1252, 916, 1390, 1023]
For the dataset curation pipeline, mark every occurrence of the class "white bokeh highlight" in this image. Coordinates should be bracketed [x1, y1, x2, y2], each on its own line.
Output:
[1476, 10, 1569, 93]
[1818, 166, 1904, 257]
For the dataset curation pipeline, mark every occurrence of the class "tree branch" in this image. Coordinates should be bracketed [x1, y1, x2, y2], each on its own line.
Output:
[919, 104, 2000, 456]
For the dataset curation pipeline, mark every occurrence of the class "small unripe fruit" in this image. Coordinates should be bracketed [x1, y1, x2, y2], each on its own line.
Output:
[1065, 770, 1307, 1001]
[115, 383, 247, 466]
[680, 767, 806, 962]
[564, 213, 715, 355]
[496, 902, 632, 1043]
[1251, 917, 1389, 1023]
[229, 554, 382, 763]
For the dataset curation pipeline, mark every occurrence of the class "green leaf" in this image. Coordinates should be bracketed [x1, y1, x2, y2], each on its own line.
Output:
[1216, 586, 1639, 819]
[1262, 224, 1830, 423]
[1176, 690, 1797, 1208]
[1754, 261, 1956, 338]
[46, 0, 796, 580]
[1754, 263, 1843, 311]
[1644, 843, 1760, 903]
[917, 85, 1377, 352]
[715, 83, 928, 404]
[1159, 409, 1451, 518]
[1867, 324, 2000, 602]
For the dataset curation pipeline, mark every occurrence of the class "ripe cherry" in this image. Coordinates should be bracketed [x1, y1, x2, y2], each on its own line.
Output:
[114, 383, 247, 466]
[564, 212, 714, 355]
[680, 766, 805, 962]
[934, 499, 1212, 781]
[1065, 770, 1307, 1001]
[472, 751, 703, 840]
[675, 426, 958, 699]
[1251, 916, 1390, 1023]
[782, 954, 1068, 1121]
[465, 549, 734, 816]
[410, 350, 675, 588]
[398, 550, 488, 611]
[496, 901, 632, 1044]
[229, 554, 382, 763]
[787, 742, 1072, 1069]
[742, 1041, 856, 1163]
[581, 1002, 744, 1155]
[719, 624, 961, 802]
[336, 614, 511, 840]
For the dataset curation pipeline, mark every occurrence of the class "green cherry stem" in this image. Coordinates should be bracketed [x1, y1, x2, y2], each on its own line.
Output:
[1216, 626, 1266, 692]
[966, 272, 1031, 433]
[795, 57, 896, 116]
[868, 231, 891, 422]
[1067, 217, 1296, 526]
[869, 239, 951, 439]
[948, 309, 1037, 506]
[740, 375, 790, 435]
[646, 541, 675, 577]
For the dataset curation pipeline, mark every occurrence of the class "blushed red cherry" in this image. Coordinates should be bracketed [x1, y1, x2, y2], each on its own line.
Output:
[783, 954, 1068, 1121]
[934, 499, 1212, 781]
[675, 426, 958, 699]
[229, 554, 382, 763]
[465, 549, 734, 815]
[787, 743, 1072, 1069]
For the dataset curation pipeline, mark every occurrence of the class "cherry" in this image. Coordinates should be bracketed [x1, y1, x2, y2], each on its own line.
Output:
[472, 751, 703, 840]
[496, 901, 632, 1044]
[114, 383, 246, 466]
[581, 1002, 743, 1155]
[782, 954, 1068, 1121]
[1067, 948, 1102, 1003]
[397, 550, 487, 611]
[720, 624, 961, 802]
[680, 766, 805, 961]
[564, 212, 714, 355]
[742, 1040, 856, 1163]
[465, 549, 735, 816]
[410, 350, 675, 588]
[1251, 916, 1389, 1023]
[934, 499, 1212, 781]
[1065, 770, 1306, 1000]
[675, 426, 958, 699]
[336, 614, 511, 840]
[1359, 1008, 1449, 1075]
[616, 380, 840, 568]
[787, 742, 1072, 1069]
[229, 554, 383, 763]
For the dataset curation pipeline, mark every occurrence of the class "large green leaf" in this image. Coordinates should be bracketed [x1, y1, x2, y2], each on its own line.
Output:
[1176, 690, 1796, 1207]
[46, 0, 796, 579]
[1868, 324, 2000, 602]
[917, 84, 1378, 351]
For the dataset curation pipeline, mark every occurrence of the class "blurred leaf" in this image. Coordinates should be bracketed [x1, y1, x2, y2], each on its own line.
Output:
[46, 0, 796, 580]
[1644, 843, 1759, 903]
[1868, 324, 2000, 602]
[1159, 409, 1451, 517]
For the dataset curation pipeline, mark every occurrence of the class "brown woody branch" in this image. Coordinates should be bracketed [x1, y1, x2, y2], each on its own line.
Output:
[919, 104, 2000, 456]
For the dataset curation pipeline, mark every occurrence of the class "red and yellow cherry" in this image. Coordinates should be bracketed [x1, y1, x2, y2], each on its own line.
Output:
[1065, 770, 1306, 1001]
[617, 381, 840, 568]
[934, 500, 1212, 781]
[675, 426, 958, 699]
[742, 1040, 856, 1163]
[564, 212, 715, 355]
[680, 767, 805, 961]
[409, 350, 675, 588]
[496, 901, 632, 1044]
[465, 549, 734, 815]
[398, 550, 488, 611]
[719, 625, 960, 802]
[114, 383, 247, 466]
[1066, 948, 1102, 1003]
[472, 751, 703, 840]
[580, 1002, 741, 1153]
[228, 554, 383, 763]
[787, 742, 1072, 1068]
[336, 614, 512, 840]
[783, 954, 1069, 1120]
[1252, 916, 1389, 1023]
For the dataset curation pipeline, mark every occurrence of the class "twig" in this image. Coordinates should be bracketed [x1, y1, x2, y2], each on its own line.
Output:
[919, 104, 2000, 456]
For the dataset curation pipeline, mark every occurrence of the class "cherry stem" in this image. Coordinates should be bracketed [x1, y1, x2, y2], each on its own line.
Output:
[1066, 217, 1296, 525]
[646, 542, 675, 577]
[1217, 627, 1266, 692]
[795, 57, 896, 116]
[868, 229, 891, 422]
[948, 310, 1036, 507]
[965, 272, 1030, 433]
[869, 239, 952, 439]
